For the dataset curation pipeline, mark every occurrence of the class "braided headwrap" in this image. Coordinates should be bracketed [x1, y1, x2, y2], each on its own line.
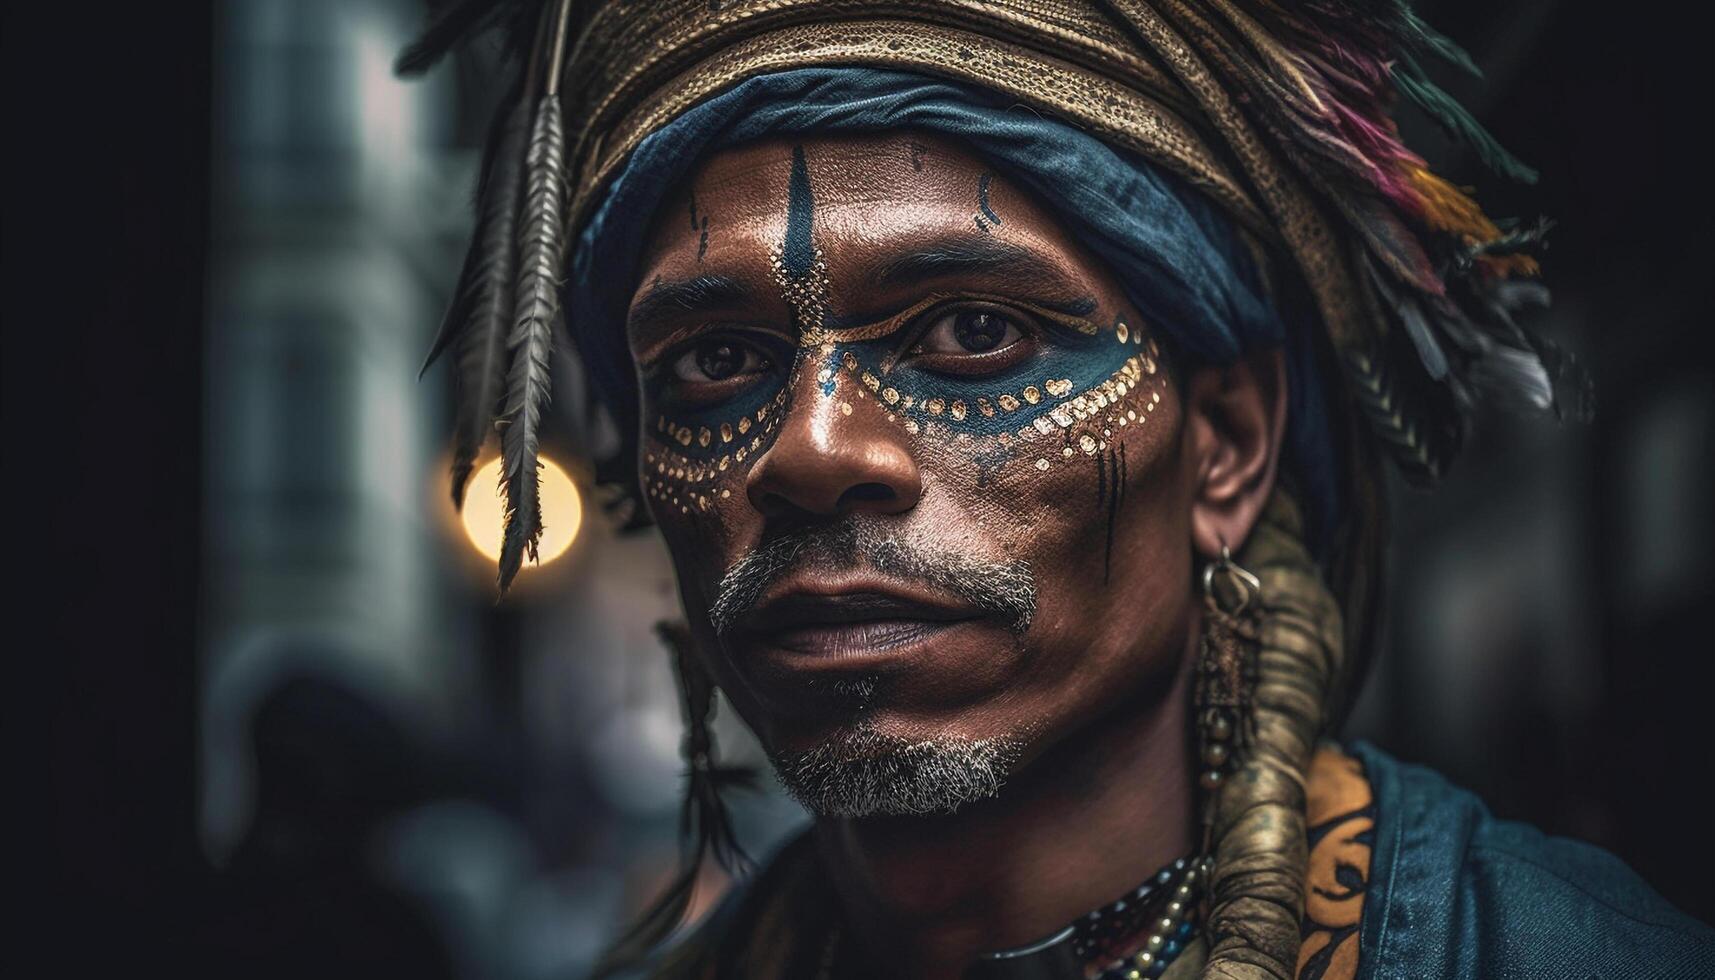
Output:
[399, 2, 1578, 977]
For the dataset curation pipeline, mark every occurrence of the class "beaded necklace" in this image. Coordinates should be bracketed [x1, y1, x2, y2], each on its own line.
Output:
[814, 854, 1210, 979]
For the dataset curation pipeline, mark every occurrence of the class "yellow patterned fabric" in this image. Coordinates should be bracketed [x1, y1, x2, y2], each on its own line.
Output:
[1295, 747, 1374, 980]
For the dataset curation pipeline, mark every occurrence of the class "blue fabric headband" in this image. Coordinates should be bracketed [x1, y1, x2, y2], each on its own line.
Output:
[568, 67, 1338, 550]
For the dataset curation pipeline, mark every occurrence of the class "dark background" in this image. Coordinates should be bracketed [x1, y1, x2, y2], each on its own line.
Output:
[11, 2, 1711, 976]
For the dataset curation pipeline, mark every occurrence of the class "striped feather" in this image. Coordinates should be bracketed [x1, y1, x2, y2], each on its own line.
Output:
[496, 90, 566, 591]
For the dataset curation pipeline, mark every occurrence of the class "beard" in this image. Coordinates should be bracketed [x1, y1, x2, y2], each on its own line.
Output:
[768, 721, 1024, 818]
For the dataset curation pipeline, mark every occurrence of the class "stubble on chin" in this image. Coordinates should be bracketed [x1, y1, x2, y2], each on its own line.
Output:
[767, 718, 1024, 818]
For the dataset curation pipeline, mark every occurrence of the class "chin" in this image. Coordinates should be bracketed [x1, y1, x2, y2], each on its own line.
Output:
[765, 715, 1029, 818]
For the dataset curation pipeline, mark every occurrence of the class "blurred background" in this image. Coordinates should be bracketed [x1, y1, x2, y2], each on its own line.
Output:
[13, 1, 1711, 976]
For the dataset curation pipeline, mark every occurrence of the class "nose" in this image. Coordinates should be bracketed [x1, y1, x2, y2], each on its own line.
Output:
[745, 360, 922, 519]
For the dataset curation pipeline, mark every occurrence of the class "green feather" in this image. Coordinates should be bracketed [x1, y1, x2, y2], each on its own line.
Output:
[1397, 8, 1483, 78]
[1392, 53, 1539, 184]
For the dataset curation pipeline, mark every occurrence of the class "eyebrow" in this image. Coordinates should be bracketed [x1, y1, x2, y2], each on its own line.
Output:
[874, 237, 1056, 286]
[627, 273, 755, 329]
[868, 237, 1098, 316]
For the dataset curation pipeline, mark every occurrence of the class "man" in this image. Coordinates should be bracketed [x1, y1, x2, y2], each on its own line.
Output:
[402, 2, 1713, 978]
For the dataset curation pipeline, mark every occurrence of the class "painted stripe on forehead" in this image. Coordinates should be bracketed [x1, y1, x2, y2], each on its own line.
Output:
[783, 145, 815, 278]
[771, 144, 833, 348]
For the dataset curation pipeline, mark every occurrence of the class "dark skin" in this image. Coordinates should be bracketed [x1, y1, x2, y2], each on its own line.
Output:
[626, 132, 1287, 979]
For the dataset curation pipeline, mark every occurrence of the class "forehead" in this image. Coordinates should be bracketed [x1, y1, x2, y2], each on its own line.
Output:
[628, 131, 1105, 341]
[668, 131, 993, 231]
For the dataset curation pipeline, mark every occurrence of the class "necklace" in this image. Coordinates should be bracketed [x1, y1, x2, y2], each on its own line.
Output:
[1080, 855, 1209, 980]
[814, 854, 1210, 979]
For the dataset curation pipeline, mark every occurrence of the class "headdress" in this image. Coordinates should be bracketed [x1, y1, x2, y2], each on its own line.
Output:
[401, 0, 1581, 600]
[398, 2, 1582, 976]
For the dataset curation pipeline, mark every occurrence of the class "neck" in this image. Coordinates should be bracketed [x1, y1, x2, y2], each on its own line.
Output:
[812, 631, 1200, 980]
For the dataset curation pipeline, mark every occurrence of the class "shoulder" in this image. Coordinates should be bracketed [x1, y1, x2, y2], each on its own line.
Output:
[1349, 741, 1715, 980]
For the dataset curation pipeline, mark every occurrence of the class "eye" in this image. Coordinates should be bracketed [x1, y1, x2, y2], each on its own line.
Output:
[903, 305, 1036, 377]
[671, 337, 772, 383]
[918, 310, 1023, 355]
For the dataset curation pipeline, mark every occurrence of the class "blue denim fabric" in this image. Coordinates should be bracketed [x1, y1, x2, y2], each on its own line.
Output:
[1351, 740, 1715, 979]
[567, 67, 1340, 549]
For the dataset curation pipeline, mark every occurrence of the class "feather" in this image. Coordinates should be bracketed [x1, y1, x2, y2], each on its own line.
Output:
[1324, 185, 1446, 295]
[1392, 53, 1539, 184]
[1367, 263, 1448, 380]
[1396, 7, 1482, 78]
[1111, 0, 1569, 492]
[660, 621, 757, 877]
[1446, 275, 1592, 419]
[426, 95, 531, 509]
[1341, 341, 1459, 486]
[1456, 215, 1553, 277]
[1465, 344, 1554, 413]
[1344, 252, 1465, 483]
[394, 0, 512, 77]
[496, 89, 565, 591]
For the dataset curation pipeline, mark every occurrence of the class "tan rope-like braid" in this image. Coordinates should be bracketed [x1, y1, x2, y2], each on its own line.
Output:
[1198, 491, 1345, 980]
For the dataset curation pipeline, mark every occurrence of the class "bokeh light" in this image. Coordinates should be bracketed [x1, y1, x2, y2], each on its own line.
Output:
[460, 456, 582, 567]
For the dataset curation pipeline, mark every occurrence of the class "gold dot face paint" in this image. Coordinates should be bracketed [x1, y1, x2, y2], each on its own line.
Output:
[640, 317, 1165, 509]
[633, 140, 1172, 516]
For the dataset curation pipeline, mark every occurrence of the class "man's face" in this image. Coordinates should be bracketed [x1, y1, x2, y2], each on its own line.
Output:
[625, 133, 1201, 815]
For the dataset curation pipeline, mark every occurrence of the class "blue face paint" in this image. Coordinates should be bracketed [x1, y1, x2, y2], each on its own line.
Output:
[645, 288, 1162, 457]
[974, 172, 1004, 234]
[817, 309, 1156, 441]
[641, 144, 1168, 506]
[688, 190, 709, 262]
[782, 146, 816, 280]
[818, 349, 839, 397]
[769, 144, 835, 356]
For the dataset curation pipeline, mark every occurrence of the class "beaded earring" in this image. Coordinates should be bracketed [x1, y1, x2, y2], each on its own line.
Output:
[1194, 544, 1262, 804]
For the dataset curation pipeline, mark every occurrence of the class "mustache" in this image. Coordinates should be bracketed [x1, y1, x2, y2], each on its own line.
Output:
[707, 519, 1038, 638]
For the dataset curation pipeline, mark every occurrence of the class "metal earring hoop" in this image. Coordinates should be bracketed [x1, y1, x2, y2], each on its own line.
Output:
[1202, 543, 1261, 615]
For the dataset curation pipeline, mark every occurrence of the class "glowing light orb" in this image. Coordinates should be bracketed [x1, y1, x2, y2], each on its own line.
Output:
[460, 456, 582, 567]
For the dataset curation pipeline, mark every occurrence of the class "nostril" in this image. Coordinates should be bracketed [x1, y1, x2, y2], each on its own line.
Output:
[836, 483, 897, 510]
[755, 491, 800, 519]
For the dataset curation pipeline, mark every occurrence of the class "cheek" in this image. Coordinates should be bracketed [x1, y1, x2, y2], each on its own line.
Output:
[922, 341, 1188, 706]
[916, 334, 1173, 537]
[637, 395, 785, 603]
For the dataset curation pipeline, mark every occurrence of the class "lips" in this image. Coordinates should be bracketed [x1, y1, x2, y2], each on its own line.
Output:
[733, 583, 983, 665]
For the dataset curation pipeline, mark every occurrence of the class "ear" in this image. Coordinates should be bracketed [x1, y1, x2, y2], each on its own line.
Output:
[1182, 348, 1289, 560]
